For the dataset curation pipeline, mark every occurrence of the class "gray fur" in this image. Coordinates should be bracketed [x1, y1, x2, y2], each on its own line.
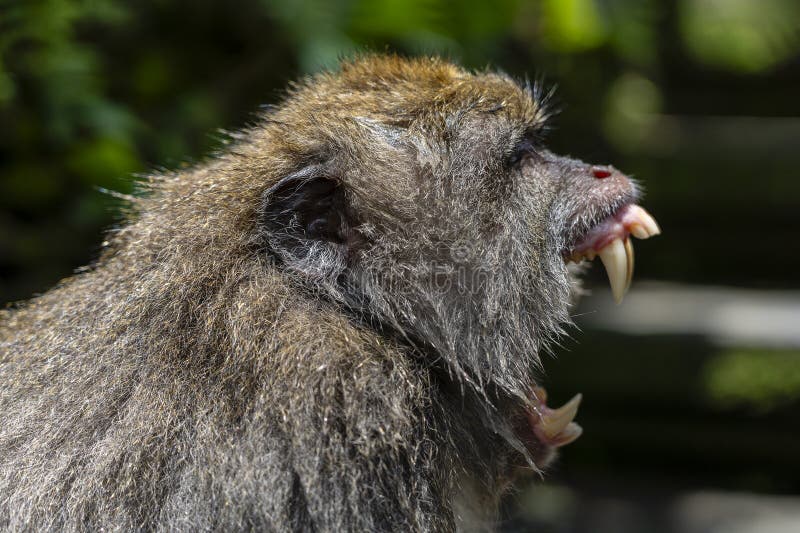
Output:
[0, 56, 637, 532]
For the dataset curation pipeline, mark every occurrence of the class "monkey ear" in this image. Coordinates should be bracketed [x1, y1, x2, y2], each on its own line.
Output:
[261, 169, 354, 275]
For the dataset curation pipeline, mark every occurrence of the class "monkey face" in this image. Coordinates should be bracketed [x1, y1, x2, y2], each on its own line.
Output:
[260, 57, 658, 395]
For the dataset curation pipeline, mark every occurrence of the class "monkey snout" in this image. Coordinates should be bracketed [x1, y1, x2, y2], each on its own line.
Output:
[576, 162, 636, 199]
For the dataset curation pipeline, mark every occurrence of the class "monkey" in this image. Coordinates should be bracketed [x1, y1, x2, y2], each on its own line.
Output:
[0, 55, 660, 532]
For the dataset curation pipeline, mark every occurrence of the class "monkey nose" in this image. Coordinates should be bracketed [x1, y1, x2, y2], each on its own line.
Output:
[591, 166, 613, 179]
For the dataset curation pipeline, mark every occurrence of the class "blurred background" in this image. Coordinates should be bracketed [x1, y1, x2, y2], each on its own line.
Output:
[1, 0, 799, 531]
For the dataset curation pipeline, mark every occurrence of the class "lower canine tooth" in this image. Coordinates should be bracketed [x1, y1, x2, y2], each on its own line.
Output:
[533, 386, 548, 404]
[599, 238, 628, 304]
[552, 422, 583, 447]
[540, 393, 582, 439]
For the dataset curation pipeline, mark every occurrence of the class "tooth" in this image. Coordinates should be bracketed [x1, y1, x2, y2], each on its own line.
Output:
[624, 237, 634, 292]
[552, 422, 583, 447]
[629, 223, 650, 239]
[635, 206, 661, 237]
[539, 393, 582, 439]
[598, 239, 628, 304]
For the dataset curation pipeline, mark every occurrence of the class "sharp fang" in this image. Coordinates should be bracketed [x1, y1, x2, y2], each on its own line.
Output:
[598, 238, 628, 304]
[624, 237, 634, 293]
[540, 393, 582, 439]
[552, 422, 583, 447]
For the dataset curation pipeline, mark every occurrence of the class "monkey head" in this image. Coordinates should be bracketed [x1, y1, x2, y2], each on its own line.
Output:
[257, 56, 657, 388]
[0, 56, 661, 529]
[249, 56, 660, 463]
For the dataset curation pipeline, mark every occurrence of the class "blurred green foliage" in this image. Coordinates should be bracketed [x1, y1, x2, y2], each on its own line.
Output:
[3, 0, 800, 302]
[681, 0, 800, 72]
[2, 0, 800, 519]
[705, 349, 800, 412]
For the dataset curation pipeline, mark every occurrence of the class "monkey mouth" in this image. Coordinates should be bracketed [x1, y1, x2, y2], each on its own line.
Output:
[564, 204, 660, 304]
[528, 386, 583, 448]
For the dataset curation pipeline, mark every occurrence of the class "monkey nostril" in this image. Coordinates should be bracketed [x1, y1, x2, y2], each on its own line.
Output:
[592, 167, 612, 179]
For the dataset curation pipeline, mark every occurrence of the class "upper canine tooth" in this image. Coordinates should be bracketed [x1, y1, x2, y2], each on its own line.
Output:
[624, 237, 634, 292]
[599, 238, 628, 304]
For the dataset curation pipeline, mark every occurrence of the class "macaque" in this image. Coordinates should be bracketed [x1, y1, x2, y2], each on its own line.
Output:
[0, 55, 659, 531]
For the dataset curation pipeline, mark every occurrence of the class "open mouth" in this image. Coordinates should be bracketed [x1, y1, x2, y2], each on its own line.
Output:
[565, 204, 661, 303]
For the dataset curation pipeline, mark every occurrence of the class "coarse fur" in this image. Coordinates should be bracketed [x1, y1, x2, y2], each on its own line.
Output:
[0, 55, 637, 531]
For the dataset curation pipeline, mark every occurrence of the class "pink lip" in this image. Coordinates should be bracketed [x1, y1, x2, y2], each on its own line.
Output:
[570, 204, 661, 255]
